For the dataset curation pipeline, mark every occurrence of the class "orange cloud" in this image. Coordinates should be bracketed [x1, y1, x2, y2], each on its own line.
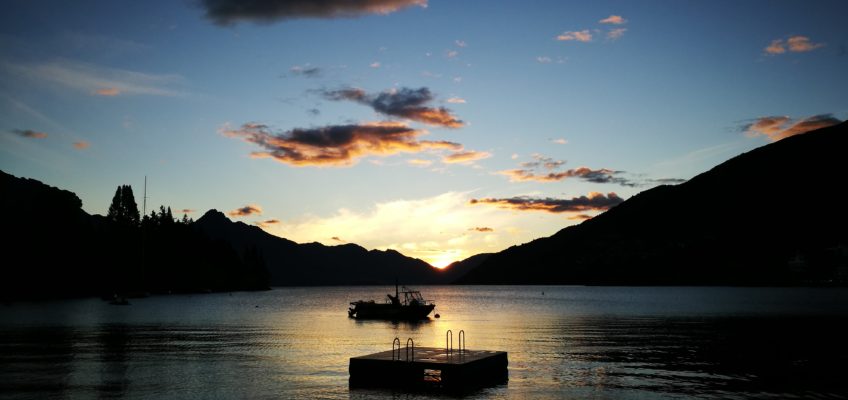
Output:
[498, 166, 625, 183]
[11, 129, 48, 139]
[407, 158, 433, 167]
[764, 36, 824, 55]
[228, 204, 262, 217]
[569, 214, 593, 221]
[180, 209, 195, 214]
[470, 192, 624, 213]
[441, 150, 491, 164]
[224, 121, 462, 167]
[256, 219, 280, 228]
[94, 87, 120, 96]
[72, 141, 90, 149]
[557, 30, 592, 42]
[745, 114, 841, 141]
[599, 15, 626, 24]
[787, 36, 824, 52]
[322, 87, 464, 128]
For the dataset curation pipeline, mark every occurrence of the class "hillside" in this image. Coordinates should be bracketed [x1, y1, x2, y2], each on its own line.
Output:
[458, 121, 848, 285]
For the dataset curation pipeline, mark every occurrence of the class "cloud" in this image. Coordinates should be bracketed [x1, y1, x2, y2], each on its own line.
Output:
[200, 0, 428, 25]
[470, 192, 624, 213]
[469, 227, 493, 232]
[228, 204, 263, 217]
[599, 15, 626, 24]
[764, 36, 824, 55]
[180, 209, 195, 214]
[455, 40, 467, 48]
[223, 121, 462, 167]
[446, 50, 459, 58]
[498, 166, 634, 186]
[764, 39, 786, 55]
[11, 129, 48, 139]
[94, 87, 121, 96]
[551, 138, 568, 144]
[73, 141, 90, 149]
[331, 236, 343, 242]
[322, 86, 464, 128]
[744, 114, 841, 141]
[441, 150, 491, 164]
[407, 158, 432, 167]
[607, 28, 626, 40]
[536, 56, 552, 63]
[290, 64, 322, 77]
[787, 36, 825, 52]
[556, 30, 592, 42]
[568, 214, 593, 220]
[3, 59, 184, 97]
[446, 97, 466, 104]
[256, 219, 280, 228]
[369, 61, 381, 68]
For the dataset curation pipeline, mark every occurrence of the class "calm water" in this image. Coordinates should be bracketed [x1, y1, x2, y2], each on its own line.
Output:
[2, 286, 848, 399]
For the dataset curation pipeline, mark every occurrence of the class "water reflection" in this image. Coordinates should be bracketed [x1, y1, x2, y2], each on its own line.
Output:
[1, 287, 848, 399]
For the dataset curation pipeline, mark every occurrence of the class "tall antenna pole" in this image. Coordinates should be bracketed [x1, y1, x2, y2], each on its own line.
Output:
[143, 176, 147, 217]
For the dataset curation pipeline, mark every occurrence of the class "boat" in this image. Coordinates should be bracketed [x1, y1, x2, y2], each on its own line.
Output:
[348, 284, 435, 320]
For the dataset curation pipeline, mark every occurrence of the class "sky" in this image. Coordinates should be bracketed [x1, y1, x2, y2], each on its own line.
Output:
[1, 0, 846, 268]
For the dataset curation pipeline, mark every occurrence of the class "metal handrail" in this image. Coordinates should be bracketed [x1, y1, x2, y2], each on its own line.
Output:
[392, 337, 401, 361]
[458, 330, 466, 353]
[446, 330, 453, 353]
[406, 338, 415, 362]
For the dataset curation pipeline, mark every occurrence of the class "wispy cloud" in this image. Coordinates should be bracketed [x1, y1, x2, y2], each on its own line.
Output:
[229, 204, 263, 217]
[607, 28, 626, 40]
[569, 214, 593, 221]
[72, 141, 90, 149]
[11, 129, 48, 139]
[599, 15, 626, 25]
[556, 30, 592, 42]
[369, 61, 381, 68]
[499, 154, 635, 186]
[256, 219, 280, 228]
[3, 59, 184, 97]
[764, 35, 824, 55]
[180, 209, 195, 214]
[200, 0, 428, 25]
[223, 121, 462, 167]
[94, 87, 121, 96]
[470, 192, 624, 213]
[446, 50, 459, 58]
[321, 87, 464, 128]
[551, 138, 568, 144]
[743, 114, 840, 141]
[470, 227, 493, 232]
[441, 150, 491, 164]
[446, 97, 466, 104]
[455, 40, 467, 48]
[407, 158, 433, 167]
[290, 64, 322, 77]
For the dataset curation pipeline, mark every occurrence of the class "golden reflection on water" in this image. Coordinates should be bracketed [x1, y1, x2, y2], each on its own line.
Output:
[2, 286, 848, 399]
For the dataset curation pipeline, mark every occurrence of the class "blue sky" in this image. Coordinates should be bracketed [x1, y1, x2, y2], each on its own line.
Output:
[2, 0, 846, 267]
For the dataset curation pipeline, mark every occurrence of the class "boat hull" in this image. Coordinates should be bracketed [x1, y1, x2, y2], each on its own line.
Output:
[349, 303, 435, 320]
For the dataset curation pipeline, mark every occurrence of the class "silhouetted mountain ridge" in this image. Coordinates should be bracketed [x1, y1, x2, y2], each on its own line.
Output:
[459, 121, 848, 285]
[195, 209, 456, 285]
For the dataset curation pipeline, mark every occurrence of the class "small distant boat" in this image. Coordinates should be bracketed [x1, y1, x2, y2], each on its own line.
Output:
[349, 284, 435, 320]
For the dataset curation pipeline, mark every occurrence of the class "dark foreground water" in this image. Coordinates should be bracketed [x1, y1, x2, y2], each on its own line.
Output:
[2, 286, 848, 399]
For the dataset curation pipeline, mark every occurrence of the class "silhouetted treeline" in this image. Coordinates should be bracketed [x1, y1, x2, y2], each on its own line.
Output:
[0, 171, 269, 300]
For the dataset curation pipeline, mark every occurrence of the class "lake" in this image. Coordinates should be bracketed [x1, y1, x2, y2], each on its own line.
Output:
[2, 286, 848, 399]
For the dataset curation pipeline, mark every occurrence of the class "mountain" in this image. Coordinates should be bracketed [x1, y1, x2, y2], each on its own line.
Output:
[194, 210, 454, 285]
[458, 121, 848, 285]
[0, 170, 269, 300]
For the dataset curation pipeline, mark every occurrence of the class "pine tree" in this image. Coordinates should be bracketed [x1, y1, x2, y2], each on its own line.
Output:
[107, 186, 123, 222]
[107, 184, 140, 226]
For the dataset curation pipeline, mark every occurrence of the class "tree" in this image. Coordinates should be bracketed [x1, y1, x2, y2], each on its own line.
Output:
[107, 185, 140, 226]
